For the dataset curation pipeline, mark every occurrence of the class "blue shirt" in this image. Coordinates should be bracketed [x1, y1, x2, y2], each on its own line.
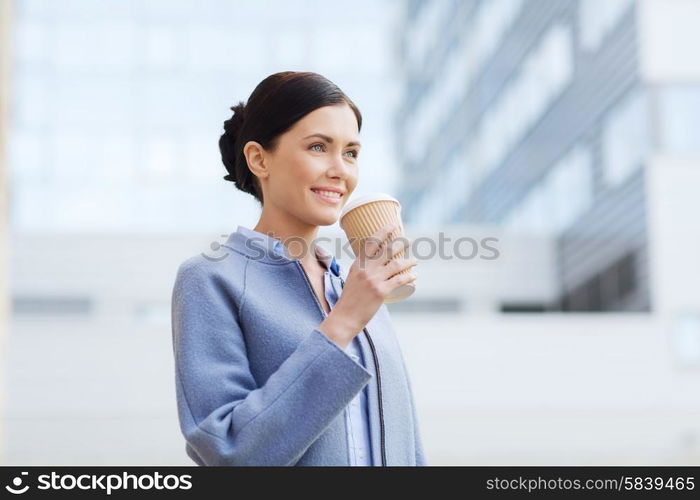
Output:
[238, 225, 373, 466]
[341, 338, 373, 465]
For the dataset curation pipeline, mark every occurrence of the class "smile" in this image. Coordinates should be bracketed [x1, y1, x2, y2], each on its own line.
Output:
[311, 188, 343, 204]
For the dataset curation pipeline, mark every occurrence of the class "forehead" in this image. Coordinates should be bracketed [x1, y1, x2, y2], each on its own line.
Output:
[291, 104, 359, 139]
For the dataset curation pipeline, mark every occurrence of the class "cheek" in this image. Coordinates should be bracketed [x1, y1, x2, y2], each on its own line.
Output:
[288, 155, 322, 183]
[348, 169, 359, 190]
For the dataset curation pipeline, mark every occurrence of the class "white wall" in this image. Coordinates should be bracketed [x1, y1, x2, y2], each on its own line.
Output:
[4, 227, 699, 464]
[646, 156, 700, 315]
[638, 0, 700, 82]
[398, 313, 700, 465]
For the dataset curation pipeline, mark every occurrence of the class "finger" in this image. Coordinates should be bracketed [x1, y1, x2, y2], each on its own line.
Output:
[384, 268, 417, 293]
[382, 257, 417, 281]
[383, 236, 410, 264]
[363, 222, 398, 259]
[376, 238, 406, 266]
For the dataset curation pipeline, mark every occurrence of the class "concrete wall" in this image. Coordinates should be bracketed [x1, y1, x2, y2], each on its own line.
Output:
[397, 312, 700, 465]
[0, 0, 13, 465]
[4, 229, 699, 464]
[638, 0, 700, 82]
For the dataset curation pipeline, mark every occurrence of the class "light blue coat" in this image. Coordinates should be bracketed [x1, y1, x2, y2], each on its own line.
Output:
[170, 225, 427, 466]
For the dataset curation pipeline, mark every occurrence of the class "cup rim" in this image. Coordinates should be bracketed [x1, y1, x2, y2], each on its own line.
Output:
[339, 192, 401, 229]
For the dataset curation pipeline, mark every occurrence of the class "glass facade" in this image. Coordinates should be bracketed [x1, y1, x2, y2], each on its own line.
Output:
[475, 22, 573, 182]
[504, 145, 593, 236]
[396, 0, 666, 312]
[7, 0, 399, 234]
[579, 0, 634, 52]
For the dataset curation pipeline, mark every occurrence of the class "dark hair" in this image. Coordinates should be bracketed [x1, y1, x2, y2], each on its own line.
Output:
[219, 71, 363, 205]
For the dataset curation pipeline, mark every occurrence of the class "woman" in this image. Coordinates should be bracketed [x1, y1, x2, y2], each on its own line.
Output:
[171, 71, 425, 466]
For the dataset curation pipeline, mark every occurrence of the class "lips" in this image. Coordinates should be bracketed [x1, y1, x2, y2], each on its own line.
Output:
[311, 188, 343, 204]
[310, 187, 345, 197]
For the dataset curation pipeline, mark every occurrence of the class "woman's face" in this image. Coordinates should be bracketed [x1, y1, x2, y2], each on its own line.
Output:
[258, 103, 361, 227]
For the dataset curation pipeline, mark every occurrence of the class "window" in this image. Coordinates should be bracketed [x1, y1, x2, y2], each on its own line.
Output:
[437, 149, 470, 222]
[658, 85, 700, 154]
[14, 20, 46, 63]
[144, 25, 178, 68]
[404, 0, 524, 166]
[146, 136, 177, 180]
[406, 0, 451, 69]
[504, 145, 593, 236]
[579, 0, 634, 52]
[548, 146, 593, 233]
[560, 251, 639, 311]
[387, 297, 462, 314]
[616, 252, 636, 299]
[672, 313, 700, 367]
[601, 87, 651, 187]
[477, 23, 573, 176]
[471, 0, 524, 74]
[13, 295, 93, 316]
[134, 302, 171, 325]
[53, 22, 136, 70]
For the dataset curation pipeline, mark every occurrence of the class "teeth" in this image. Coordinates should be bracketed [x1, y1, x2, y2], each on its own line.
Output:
[312, 189, 341, 198]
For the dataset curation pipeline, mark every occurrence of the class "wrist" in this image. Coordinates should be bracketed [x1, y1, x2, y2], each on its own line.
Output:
[318, 310, 360, 349]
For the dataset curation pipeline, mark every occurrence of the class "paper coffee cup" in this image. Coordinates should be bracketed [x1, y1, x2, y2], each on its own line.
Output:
[339, 192, 415, 303]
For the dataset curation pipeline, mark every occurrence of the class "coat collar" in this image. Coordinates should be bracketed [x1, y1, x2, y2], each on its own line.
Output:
[223, 225, 341, 277]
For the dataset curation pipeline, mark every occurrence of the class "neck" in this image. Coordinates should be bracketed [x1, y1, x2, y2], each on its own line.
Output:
[253, 209, 321, 269]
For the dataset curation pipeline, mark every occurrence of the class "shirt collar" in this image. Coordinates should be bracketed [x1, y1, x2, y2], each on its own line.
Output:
[313, 241, 341, 277]
[224, 225, 341, 276]
[236, 225, 287, 255]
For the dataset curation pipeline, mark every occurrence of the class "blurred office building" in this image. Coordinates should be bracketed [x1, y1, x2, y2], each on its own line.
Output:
[6, 0, 399, 235]
[396, 0, 700, 315]
[389, 0, 700, 464]
[2, 0, 700, 466]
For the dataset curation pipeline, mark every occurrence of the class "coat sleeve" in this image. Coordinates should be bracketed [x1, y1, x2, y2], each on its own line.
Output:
[171, 260, 373, 466]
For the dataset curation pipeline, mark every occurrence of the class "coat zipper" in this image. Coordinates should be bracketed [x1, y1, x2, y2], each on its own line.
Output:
[295, 260, 387, 467]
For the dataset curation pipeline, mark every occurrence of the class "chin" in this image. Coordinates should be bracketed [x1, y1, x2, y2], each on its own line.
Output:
[305, 192, 345, 226]
[301, 206, 338, 226]
[313, 212, 340, 227]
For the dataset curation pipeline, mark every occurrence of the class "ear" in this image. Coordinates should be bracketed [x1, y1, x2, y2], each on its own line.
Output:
[243, 140, 269, 180]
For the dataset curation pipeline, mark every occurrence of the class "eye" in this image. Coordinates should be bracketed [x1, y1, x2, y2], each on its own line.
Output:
[310, 143, 359, 160]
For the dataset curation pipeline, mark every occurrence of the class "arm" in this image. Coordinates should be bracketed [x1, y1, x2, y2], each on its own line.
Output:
[171, 261, 373, 466]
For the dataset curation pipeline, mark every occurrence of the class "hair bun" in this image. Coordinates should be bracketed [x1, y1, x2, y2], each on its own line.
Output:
[220, 101, 246, 184]
[223, 102, 246, 137]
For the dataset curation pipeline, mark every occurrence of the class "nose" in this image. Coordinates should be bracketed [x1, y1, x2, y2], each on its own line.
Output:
[326, 153, 353, 180]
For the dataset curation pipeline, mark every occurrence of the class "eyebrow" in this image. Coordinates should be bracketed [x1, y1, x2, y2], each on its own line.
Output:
[303, 133, 361, 148]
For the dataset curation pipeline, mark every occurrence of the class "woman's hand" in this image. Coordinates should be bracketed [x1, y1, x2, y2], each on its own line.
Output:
[318, 222, 417, 349]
